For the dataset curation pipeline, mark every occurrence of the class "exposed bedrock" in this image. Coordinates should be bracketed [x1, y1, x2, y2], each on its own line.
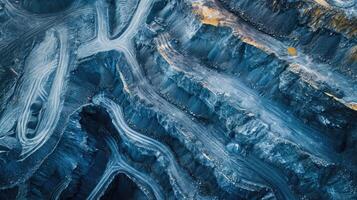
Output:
[181, 25, 357, 147]
[133, 30, 356, 199]
[106, 0, 139, 38]
[168, 0, 356, 150]
[96, 50, 274, 199]
[218, 0, 357, 38]
[217, 0, 357, 80]
[110, 54, 271, 198]
[0, 0, 356, 199]
[132, 1, 356, 198]
[0, 30, 66, 189]
[19, 49, 259, 199]
[220, 0, 300, 37]
[143, 0, 357, 152]
[6, 51, 165, 200]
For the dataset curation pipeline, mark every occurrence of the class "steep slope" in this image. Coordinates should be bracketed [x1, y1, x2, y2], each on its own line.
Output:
[0, 0, 356, 199]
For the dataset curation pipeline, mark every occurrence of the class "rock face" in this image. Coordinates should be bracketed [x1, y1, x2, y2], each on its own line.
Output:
[0, 0, 356, 199]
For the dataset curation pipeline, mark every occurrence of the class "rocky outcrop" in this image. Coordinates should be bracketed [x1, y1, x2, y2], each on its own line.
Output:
[0, 0, 356, 199]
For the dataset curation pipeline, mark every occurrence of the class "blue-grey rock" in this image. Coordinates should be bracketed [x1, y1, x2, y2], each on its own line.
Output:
[0, 0, 356, 199]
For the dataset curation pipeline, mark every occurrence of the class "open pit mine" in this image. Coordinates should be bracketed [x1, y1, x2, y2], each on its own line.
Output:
[0, 0, 356, 199]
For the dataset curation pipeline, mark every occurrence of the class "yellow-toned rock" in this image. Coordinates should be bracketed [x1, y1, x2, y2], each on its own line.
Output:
[192, 3, 221, 26]
[287, 47, 297, 56]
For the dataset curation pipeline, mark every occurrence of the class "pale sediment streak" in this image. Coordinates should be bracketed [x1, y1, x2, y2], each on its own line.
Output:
[190, 0, 357, 105]
[88, 136, 165, 200]
[11, 30, 58, 153]
[93, 95, 205, 199]
[77, 0, 277, 198]
[50, 176, 72, 200]
[78, 0, 153, 58]
[0, 0, 354, 198]
[309, 0, 357, 16]
[95, 0, 109, 43]
[156, 33, 337, 162]
[156, 33, 303, 200]
[16, 27, 70, 159]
